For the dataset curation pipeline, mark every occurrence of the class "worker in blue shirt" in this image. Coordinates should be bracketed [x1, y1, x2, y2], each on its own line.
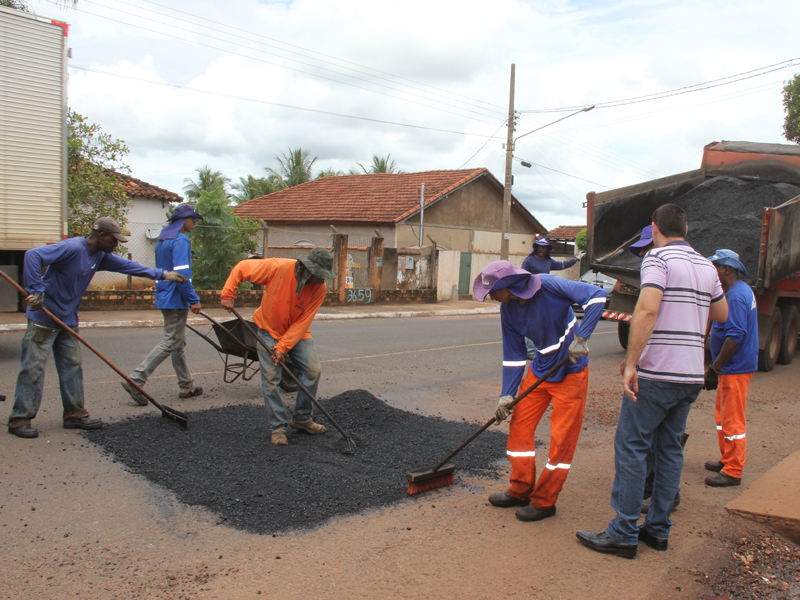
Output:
[122, 204, 205, 405]
[521, 237, 585, 275]
[8, 217, 187, 439]
[703, 249, 759, 487]
[474, 261, 606, 523]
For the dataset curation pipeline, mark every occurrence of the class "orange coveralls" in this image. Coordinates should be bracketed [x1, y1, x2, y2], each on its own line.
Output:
[715, 372, 753, 479]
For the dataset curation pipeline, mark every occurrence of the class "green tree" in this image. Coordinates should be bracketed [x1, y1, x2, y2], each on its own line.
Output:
[191, 187, 259, 289]
[357, 153, 402, 174]
[183, 165, 231, 200]
[0, 0, 29, 10]
[575, 229, 587, 252]
[67, 110, 131, 238]
[782, 74, 800, 144]
[316, 168, 345, 178]
[231, 174, 276, 204]
[266, 147, 317, 189]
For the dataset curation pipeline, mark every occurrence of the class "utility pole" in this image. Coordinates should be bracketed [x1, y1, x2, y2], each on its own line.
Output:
[500, 64, 516, 261]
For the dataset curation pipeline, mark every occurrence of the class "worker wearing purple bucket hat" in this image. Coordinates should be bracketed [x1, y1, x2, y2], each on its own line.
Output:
[474, 261, 607, 522]
[628, 225, 654, 257]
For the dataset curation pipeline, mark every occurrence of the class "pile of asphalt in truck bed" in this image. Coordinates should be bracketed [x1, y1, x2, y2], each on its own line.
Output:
[84, 390, 507, 535]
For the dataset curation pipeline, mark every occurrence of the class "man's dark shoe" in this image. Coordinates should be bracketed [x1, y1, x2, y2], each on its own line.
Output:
[178, 387, 203, 399]
[121, 380, 148, 406]
[516, 504, 556, 522]
[705, 472, 741, 487]
[8, 424, 38, 438]
[63, 417, 103, 430]
[488, 491, 529, 508]
[705, 460, 724, 472]
[638, 526, 668, 551]
[641, 490, 680, 514]
[576, 530, 637, 559]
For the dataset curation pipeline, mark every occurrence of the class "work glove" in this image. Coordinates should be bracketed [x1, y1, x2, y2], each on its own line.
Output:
[162, 271, 188, 283]
[25, 293, 43, 311]
[568, 334, 589, 364]
[576, 251, 586, 260]
[703, 367, 719, 391]
[495, 395, 515, 423]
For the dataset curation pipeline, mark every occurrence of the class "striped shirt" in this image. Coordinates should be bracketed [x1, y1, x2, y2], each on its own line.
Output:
[637, 241, 724, 384]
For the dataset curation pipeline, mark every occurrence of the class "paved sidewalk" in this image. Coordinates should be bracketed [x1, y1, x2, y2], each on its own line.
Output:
[0, 299, 499, 332]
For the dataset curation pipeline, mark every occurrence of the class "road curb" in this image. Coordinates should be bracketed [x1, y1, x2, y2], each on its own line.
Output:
[0, 306, 499, 332]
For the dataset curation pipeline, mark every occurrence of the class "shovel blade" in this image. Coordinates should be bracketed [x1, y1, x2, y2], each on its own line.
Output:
[160, 405, 189, 429]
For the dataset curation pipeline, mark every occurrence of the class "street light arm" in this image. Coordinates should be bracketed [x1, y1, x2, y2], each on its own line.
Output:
[514, 105, 594, 142]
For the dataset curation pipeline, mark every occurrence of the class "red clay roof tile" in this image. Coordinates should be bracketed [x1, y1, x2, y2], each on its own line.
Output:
[547, 225, 586, 240]
[119, 173, 183, 203]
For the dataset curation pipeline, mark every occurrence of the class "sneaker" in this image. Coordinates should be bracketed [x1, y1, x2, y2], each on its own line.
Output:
[289, 419, 326, 435]
[8, 424, 38, 438]
[271, 430, 288, 446]
[63, 417, 103, 430]
[121, 380, 148, 406]
[705, 472, 741, 487]
[178, 387, 203, 399]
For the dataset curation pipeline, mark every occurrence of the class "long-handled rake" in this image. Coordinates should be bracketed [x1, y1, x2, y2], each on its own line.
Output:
[406, 357, 569, 495]
[226, 308, 357, 455]
[0, 271, 188, 429]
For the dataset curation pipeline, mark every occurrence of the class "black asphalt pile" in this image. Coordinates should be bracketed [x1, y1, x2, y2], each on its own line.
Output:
[84, 390, 507, 535]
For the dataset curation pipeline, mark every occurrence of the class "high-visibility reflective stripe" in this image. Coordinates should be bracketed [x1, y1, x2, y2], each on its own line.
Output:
[539, 317, 577, 354]
[724, 433, 746, 440]
[545, 462, 571, 470]
[582, 297, 606, 309]
[503, 360, 527, 367]
[173, 264, 190, 270]
[507, 450, 536, 457]
[716, 425, 722, 430]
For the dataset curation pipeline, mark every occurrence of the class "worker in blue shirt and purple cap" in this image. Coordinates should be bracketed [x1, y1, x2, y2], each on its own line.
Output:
[521, 237, 584, 275]
[122, 204, 205, 405]
[474, 261, 606, 523]
[8, 217, 187, 439]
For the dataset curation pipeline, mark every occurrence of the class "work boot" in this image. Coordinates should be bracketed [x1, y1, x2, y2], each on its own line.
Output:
[121, 380, 148, 406]
[179, 387, 204, 399]
[290, 418, 326, 435]
[488, 491, 529, 508]
[704, 460, 724, 472]
[705, 472, 741, 487]
[271, 430, 288, 446]
[63, 417, 103, 430]
[8, 424, 38, 438]
[516, 504, 556, 522]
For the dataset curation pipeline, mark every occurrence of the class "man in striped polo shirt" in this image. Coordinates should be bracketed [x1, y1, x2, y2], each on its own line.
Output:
[577, 204, 728, 558]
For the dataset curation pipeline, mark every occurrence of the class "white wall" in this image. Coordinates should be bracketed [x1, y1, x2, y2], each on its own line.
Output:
[436, 250, 461, 301]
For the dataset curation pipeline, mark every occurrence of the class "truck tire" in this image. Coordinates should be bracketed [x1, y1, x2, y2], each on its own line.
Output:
[758, 310, 782, 372]
[777, 305, 798, 365]
[618, 321, 630, 350]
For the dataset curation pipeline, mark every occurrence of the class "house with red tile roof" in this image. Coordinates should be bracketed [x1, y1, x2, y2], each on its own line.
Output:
[547, 225, 585, 241]
[234, 168, 547, 253]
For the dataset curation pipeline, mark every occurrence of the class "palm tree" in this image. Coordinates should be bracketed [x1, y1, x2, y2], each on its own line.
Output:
[316, 168, 345, 179]
[357, 154, 402, 174]
[266, 148, 317, 189]
[183, 165, 230, 200]
[231, 175, 276, 204]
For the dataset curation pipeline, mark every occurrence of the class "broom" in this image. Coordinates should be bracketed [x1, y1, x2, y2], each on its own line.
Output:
[406, 357, 569, 495]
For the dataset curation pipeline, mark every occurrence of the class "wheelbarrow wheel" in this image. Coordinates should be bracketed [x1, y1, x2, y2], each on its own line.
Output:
[279, 356, 300, 393]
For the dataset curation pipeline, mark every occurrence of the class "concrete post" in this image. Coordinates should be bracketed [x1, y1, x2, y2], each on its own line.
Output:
[369, 235, 384, 295]
[333, 233, 349, 302]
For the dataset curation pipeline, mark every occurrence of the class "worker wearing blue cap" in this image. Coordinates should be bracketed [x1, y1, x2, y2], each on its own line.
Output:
[522, 237, 585, 275]
[122, 204, 205, 405]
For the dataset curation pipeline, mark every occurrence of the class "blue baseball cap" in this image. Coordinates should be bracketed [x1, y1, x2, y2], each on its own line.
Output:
[707, 249, 746, 276]
[534, 237, 551, 248]
[628, 225, 653, 255]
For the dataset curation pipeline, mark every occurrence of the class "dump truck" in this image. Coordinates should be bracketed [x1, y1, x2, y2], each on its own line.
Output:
[586, 141, 800, 372]
[0, 6, 69, 311]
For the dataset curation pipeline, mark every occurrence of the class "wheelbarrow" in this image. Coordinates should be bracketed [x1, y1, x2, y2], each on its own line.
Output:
[186, 312, 299, 391]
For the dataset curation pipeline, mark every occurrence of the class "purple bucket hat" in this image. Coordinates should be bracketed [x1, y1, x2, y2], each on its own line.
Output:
[473, 261, 541, 302]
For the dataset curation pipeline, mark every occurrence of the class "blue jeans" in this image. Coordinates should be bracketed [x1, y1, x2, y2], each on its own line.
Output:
[129, 309, 194, 392]
[9, 320, 90, 427]
[606, 378, 702, 544]
[256, 329, 322, 432]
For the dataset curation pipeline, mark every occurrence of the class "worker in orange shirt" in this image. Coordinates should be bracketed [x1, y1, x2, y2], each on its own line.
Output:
[221, 249, 337, 446]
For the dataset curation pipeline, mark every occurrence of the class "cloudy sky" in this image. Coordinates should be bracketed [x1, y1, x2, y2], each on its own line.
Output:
[26, 0, 800, 229]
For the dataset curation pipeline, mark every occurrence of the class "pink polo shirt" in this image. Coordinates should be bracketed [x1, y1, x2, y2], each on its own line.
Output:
[637, 241, 725, 384]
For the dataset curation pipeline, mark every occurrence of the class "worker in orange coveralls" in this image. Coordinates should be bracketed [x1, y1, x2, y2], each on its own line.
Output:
[473, 261, 607, 522]
[220, 249, 337, 446]
[703, 250, 759, 487]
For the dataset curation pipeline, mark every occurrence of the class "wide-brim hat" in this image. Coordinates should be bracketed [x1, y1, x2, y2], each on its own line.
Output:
[473, 260, 541, 302]
[298, 248, 338, 280]
[629, 225, 654, 255]
[168, 204, 204, 222]
[708, 249, 747, 276]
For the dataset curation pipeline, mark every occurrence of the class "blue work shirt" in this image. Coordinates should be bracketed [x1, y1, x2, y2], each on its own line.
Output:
[710, 279, 758, 374]
[23, 237, 162, 328]
[521, 253, 577, 274]
[500, 274, 607, 394]
[154, 233, 200, 309]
